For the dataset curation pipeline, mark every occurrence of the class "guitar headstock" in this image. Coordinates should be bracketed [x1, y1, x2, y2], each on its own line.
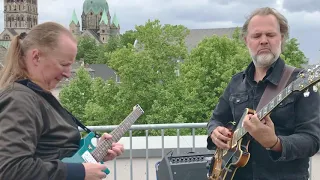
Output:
[133, 104, 145, 114]
[292, 64, 320, 97]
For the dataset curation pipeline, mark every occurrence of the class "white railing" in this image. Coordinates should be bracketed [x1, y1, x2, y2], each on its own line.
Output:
[80, 123, 317, 180]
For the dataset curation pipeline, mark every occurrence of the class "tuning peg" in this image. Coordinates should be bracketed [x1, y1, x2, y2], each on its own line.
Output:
[313, 85, 318, 92]
[304, 89, 310, 97]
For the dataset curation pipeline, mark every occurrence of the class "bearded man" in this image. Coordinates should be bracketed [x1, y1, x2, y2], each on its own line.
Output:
[206, 7, 320, 180]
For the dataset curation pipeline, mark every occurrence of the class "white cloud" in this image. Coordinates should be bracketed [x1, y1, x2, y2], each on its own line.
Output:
[0, 0, 319, 63]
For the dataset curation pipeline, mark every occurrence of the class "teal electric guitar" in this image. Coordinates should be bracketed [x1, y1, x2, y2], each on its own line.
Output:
[62, 104, 144, 174]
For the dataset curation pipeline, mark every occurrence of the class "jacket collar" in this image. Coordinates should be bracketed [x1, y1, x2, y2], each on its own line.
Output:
[15, 79, 52, 95]
[243, 57, 285, 86]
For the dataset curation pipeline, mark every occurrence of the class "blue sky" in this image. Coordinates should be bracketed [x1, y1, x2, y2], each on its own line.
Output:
[0, 0, 319, 64]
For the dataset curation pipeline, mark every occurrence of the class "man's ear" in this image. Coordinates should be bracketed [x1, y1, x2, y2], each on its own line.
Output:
[244, 36, 248, 45]
[31, 49, 41, 66]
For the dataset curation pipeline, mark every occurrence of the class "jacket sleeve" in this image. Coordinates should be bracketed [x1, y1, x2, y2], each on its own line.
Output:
[0, 90, 85, 180]
[207, 83, 233, 150]
[269, 87, 320, 161]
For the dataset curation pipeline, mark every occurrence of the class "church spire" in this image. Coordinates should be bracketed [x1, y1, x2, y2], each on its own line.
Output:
[99, 9, 108, 25]
[70, 9, 79, 26]
[112, 13, 119, 28]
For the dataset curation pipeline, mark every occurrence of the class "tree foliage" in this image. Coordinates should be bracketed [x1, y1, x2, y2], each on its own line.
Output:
[281, 38, 308, 67]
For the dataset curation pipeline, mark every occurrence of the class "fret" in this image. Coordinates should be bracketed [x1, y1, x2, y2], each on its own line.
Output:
[269, 98, 275, 109]
[263, 107, 267, 116]
[277, 92, 282, 102]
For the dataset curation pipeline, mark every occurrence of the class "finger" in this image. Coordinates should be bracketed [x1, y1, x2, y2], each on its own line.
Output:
[213, 130, 231, 142]
[242, 114, 254, 130]
[98, 171, 107, 179]
[215, 138, 230, 149]
[113, 143, 125, 153]
[264, 114, 274, 126]
[111, 146, 123, 156]
[107, 149, 118, 158]
[218, 127, 232, 137]
[100, 133, 113, 140]
[250, 114, 260, 124]
[210, 132, 228, 149]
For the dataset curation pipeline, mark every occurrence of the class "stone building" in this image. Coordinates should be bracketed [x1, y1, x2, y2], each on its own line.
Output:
[69, 0, 120, 44]
[0, 0, 38, 66]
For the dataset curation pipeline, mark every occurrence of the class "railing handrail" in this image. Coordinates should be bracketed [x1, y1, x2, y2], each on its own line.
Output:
[79, 122, 208, 131]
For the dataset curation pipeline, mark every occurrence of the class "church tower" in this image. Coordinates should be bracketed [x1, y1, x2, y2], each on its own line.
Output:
[69, 9, 81, 38]
[3, 0, 38, 35]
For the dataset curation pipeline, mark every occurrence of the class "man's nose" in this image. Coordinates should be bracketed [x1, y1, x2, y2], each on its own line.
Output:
[62, 69, 71, 78]
[260, 35, 269, 45]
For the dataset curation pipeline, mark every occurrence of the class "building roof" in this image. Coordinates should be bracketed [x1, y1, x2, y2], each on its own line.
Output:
[88, 64, 117, 81]
[83, 0, 109, 15]
[185, 27, 238, 51]
[70, 9, 79, 25]
[112, 13, 119, 28]
[7, 28, 18, 36]
[99, 9, 108, 25]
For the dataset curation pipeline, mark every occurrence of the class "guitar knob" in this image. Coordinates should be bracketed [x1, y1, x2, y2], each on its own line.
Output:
[304, 90, 310, 97]
[313, 85, 318, 92]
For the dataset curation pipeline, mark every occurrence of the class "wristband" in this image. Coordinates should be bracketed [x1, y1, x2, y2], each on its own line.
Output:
[266, 137, 278, 150]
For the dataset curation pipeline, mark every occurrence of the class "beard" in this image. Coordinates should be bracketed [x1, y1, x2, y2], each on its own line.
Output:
[249, 43, 281, 68]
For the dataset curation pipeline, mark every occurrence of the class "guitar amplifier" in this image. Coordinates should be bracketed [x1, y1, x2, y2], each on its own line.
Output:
[156, 152, 213, 180]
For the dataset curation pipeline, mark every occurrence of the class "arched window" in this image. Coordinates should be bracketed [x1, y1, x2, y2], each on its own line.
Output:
[4, 34, 10, 40]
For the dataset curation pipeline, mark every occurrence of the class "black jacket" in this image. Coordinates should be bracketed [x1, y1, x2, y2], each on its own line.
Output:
[207, 58, 320, 180]
[0, 80, 85, 180]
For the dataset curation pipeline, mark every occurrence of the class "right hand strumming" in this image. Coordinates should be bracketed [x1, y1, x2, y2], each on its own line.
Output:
[83, 163, 108, 180]
[211, 126, 232, 149]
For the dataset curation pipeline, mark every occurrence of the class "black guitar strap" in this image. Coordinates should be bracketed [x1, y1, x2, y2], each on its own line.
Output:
[256, 64, 295, 112]
[65, 110, 101, 138]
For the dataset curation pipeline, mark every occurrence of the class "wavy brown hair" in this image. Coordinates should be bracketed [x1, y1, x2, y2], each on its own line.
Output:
[241, 7, 289, 52]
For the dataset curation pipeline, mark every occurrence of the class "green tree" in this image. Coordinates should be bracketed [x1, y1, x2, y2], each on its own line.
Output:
[120, 30, 137, 47]
[151, 35, 251, 126]
[76, 36, 97, 61]
[59, 67, 93, 122]
[281, 38, 307, 67]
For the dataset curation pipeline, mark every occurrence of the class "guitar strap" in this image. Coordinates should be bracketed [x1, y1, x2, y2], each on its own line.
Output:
[256, 64, 295, 112]
[66, 110, 101, 138]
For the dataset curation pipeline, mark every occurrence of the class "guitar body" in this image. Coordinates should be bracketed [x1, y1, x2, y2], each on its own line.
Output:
[208, 108, 253, 180]
[216, 137, 251, 180]
[62, 132, 111, 174]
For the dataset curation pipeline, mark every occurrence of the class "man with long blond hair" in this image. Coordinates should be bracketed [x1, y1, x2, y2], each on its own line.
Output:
[0, 22, 124, 180]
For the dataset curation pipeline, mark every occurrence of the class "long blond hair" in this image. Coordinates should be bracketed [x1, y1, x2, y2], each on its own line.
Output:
[0, 22, 75, 89]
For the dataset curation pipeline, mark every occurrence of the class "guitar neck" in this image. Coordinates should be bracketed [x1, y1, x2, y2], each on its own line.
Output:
[236, 82, 294, 141]
[91, 105, 144, 162]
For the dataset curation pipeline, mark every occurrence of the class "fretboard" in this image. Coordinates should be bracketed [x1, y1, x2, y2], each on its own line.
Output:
[91, 105, 144, 162]
[235, 82, 293, 141]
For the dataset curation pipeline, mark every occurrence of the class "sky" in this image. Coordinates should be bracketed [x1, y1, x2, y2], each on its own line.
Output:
[0, 0, 319, 64]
